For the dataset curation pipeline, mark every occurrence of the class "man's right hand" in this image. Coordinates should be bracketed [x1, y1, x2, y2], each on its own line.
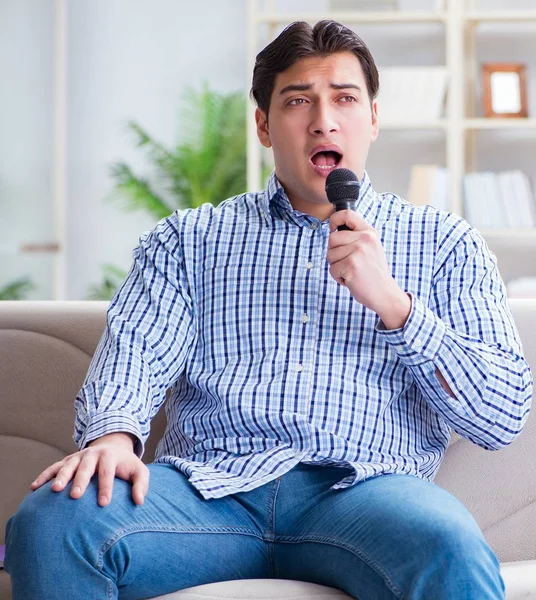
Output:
[30, 432, 149, 507]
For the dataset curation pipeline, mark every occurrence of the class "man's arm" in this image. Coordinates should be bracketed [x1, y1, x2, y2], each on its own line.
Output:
[377, 222, 532, 450]
[74, 214, 196, 457]
[375, 290, 456, 399]
[328, 209, 532, 451]
[32, 214, 195, 506]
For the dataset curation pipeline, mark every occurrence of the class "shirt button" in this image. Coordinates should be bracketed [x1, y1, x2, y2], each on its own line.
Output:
[414, 339, 423, 347]
[305, 262, 314, 270]
[310, 223, 318, 230]
[296, 364, 304, 372]
[301, 314, 310, 323]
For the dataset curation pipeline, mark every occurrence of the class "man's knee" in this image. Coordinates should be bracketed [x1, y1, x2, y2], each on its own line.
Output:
[410, 517, 503, 597]
[5, 477, 124, 561]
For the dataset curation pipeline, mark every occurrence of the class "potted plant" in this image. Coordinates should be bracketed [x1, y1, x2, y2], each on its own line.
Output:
[0, 278, 35, 300]
[88, 84, 248, 301]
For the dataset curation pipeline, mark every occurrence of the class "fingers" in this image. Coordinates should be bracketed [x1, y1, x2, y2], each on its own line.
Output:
[327, 231, 378, 265]
[30, 446, 149, 508]
[329, 209, 370, 233]
[95, 451, 117, 506]
[31, 457, 74, 491]
[70, 452, 102, 501]
[131, 464, 150, 506]
[328, 227, 377, 251]
[51, 454, 86, 493]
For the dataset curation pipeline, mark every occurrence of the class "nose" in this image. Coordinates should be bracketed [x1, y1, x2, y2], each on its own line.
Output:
[309, 101, 339, 136]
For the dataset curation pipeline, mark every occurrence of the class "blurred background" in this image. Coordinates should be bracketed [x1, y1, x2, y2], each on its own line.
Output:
[1, 0, 536, 301]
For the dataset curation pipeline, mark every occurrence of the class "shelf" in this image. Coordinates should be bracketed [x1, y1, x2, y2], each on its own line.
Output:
[0, 242, 60, 256]
[248, 1, 536, 225]
[464, 119, 536, 130]
[381, 120, 447, 130]
[255, 11, 447, 25]
[481, 229, 536, 239]
[465, 11, 536, 23]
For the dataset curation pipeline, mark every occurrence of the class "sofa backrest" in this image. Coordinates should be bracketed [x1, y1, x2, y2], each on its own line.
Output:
[1, 300, 534, 562]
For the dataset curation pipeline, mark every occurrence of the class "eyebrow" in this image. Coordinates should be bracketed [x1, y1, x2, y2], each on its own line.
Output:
[278, 83, 362, 95]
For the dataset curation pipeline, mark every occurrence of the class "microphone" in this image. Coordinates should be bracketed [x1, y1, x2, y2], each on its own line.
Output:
[325, 168, 361, 231]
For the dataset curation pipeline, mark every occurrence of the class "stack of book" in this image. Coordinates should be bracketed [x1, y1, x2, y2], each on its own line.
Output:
[463, 171, 536, 229]
[407, 164, 449, 212]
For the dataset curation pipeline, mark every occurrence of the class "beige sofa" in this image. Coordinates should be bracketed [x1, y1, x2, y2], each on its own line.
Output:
[1, 301, 535, 600]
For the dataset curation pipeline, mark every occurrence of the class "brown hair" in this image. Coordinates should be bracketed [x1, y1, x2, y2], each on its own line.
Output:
[250, 20, 379, 117]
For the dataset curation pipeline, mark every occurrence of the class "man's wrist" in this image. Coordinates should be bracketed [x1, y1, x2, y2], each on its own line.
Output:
[87, 432, 136, 451]
[377, 290, 412, 330]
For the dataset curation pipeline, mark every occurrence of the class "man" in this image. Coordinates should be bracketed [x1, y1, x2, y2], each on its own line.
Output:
[5, 19, 532, 600]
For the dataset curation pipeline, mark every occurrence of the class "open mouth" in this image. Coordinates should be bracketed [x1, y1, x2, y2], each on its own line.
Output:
[311, 150, 342, 171]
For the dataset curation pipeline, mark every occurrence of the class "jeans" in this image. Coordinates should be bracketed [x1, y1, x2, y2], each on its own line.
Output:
[5, 463, 504, 600]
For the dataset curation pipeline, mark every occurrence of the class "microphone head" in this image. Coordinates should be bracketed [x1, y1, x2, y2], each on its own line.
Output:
[325, 168, 361, 204]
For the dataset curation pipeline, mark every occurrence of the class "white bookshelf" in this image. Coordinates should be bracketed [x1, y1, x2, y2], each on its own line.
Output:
[246, 0, 536, 241]
[465, 10, 536, 23]
[253, 11, 447, 24]
[464, 119, 536, 129]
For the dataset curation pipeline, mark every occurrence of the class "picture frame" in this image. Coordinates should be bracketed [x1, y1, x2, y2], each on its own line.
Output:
[482, 63, 528, 118]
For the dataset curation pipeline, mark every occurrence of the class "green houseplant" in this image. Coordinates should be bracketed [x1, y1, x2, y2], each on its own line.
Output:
[0, 277, 35, 300]
[88, 84, 248, 301]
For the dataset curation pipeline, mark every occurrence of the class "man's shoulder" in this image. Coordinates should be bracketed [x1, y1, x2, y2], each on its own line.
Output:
[160, 191, 264, 234]
[376, 190, 474, 242]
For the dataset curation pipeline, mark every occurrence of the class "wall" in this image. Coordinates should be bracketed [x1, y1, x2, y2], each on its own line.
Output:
[1, 0, 535, 299]
[1, 0, 247, 300]
[0, 0, 55, 298]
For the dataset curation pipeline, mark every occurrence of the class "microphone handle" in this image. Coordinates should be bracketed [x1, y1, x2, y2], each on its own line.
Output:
[334, 199, 358, 231]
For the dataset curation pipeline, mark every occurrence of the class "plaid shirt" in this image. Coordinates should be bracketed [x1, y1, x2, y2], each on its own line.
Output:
[74, 171, 533, 499]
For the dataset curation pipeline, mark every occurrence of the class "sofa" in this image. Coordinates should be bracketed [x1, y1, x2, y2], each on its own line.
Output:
[1, 300, 535, 600]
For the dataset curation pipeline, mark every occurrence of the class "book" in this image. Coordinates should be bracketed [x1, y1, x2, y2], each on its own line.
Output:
[330, 0, 398, 10]
[464, 170, 536, 229]
[407, 164, 449, 211]
[498, 171, 535, 228]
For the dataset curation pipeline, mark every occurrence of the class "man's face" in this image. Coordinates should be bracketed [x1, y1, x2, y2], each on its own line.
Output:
[255, 51, 379, 217]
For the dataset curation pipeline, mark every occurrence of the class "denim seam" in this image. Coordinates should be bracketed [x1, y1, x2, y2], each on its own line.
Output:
[95, 524, 263, 570]
[267, 478, 282, 577]
[274, 533, 405, 599]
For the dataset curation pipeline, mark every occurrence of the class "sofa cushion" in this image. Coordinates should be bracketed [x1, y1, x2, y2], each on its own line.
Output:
[154, 579, 351, 599]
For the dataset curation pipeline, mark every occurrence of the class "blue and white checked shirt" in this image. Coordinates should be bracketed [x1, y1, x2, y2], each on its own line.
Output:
[75, 171, 533, 499]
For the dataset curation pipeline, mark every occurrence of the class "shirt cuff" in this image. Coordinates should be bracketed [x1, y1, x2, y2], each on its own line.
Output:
[376, 292, 446, 366]
[76, 410, 144, 458]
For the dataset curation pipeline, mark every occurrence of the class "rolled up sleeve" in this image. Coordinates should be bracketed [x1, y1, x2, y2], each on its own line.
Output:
[74, 213, 196, 457]
[378, 221, 532, 450]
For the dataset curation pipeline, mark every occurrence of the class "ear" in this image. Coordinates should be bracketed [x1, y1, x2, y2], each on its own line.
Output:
[371, 101, 379, 142]
[255, 108, 272, 148]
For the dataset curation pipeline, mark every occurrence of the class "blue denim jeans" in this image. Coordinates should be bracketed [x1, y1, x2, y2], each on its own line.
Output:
[5, 463, 504, 600]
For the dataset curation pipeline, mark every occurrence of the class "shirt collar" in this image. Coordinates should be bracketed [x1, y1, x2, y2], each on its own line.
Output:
[263, 169, 378, 226]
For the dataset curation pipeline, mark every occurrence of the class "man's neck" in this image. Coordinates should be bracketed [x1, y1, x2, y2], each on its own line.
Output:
[288, 197, 335, 222]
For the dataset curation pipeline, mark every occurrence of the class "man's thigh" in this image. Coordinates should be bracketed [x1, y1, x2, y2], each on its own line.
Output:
[273, 467, 502, 600]
[6, 463, 271, 599]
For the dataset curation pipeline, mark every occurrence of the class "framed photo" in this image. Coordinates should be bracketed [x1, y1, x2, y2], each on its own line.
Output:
[482, 63, 528, 118]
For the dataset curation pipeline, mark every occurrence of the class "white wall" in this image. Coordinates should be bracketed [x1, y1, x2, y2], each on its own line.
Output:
[66, 0, 246, 300]
[1, 0, 247, 300]
[1, 0, 535, 299]
[0, 0, 55, 298]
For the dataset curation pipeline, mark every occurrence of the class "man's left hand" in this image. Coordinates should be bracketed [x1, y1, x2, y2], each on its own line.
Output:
[327, 210, 412, 330]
